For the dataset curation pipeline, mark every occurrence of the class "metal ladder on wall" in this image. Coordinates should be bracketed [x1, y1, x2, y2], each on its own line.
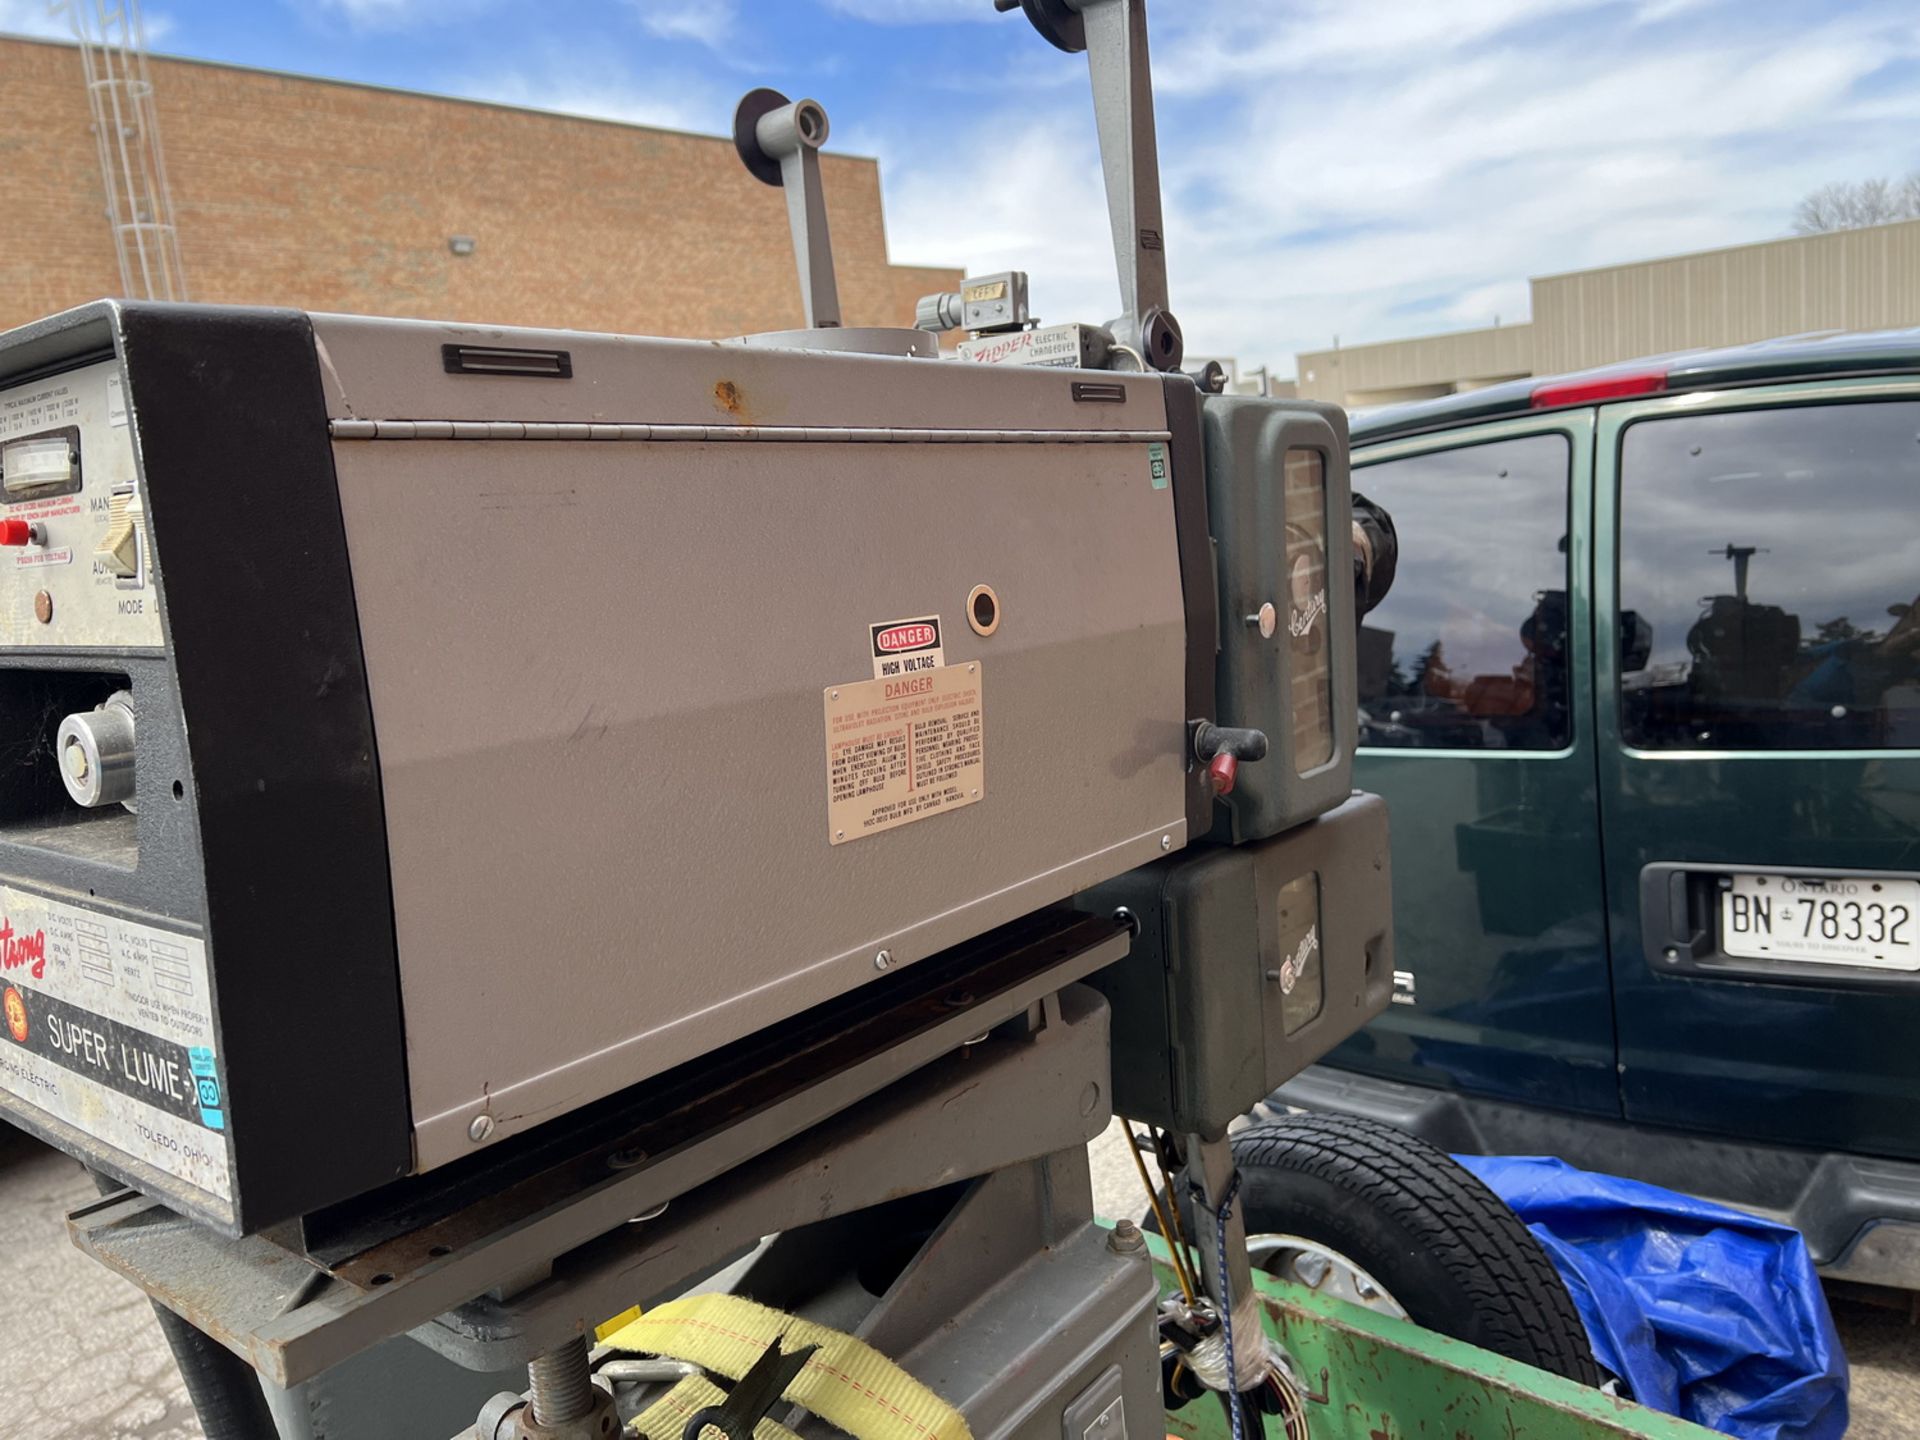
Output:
[59, 0, 190, 303]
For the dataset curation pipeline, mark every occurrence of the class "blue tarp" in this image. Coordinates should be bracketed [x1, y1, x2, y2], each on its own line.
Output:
[1456, 1155, 1849, 1440]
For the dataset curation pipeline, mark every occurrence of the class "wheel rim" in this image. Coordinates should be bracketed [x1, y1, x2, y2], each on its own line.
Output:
[1244, 1233, 1409, 1320]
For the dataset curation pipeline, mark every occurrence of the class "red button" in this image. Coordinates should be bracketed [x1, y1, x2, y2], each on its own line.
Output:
[0, 519, 31, 546]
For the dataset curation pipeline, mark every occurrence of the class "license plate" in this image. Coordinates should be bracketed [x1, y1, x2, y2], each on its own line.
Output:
[1720, 874, 1920, 971]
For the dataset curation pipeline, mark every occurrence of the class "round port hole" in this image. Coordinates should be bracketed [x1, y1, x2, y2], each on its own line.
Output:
[967, 584, 1000, 637]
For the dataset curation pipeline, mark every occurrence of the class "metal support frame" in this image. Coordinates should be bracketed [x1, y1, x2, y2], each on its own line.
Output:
[1006, 0, 1183, 372]
[66, 915, 1127, 1403]
[420, 984, 1117, 1376]
[1179, 1132, 1255, 1325]
[686, 1143, 1162, 1440]
[1079, 0, 1181, 370]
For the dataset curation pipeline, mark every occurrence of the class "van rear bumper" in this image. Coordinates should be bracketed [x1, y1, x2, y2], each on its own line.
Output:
[1271, 1064, 1920, 1290]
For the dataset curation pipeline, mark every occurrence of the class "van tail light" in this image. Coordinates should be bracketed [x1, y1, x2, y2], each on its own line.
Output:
[1530, 370, 1667, 408]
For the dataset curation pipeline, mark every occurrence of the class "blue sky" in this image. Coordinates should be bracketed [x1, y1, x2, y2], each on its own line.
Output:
[7, 0, 1920, 377]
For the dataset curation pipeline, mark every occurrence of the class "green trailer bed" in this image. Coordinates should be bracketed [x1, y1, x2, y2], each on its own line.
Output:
[1146, 1233, 1717, 1440]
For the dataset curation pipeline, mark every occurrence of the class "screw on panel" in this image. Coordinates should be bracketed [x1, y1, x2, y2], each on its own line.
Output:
[831, 690, 840, 700]
[835, 829, 845, 840]
[1108, 1218, 1146, 1255]
[1160, 834, 1173, 851]
[1662, 947, 1680, 962]
[874, 949, 893, 970]
[468, 1114, 495, 1143]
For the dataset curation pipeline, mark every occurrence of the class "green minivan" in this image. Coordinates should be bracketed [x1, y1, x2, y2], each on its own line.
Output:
[1276, 330, 1920, 1286]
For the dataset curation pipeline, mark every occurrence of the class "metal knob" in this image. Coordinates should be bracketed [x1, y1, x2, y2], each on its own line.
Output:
[57, 690, 136, 810]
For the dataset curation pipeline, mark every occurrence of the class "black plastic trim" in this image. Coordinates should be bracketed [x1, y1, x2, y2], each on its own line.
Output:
[117, 302, 411, 1231]
[1156, 374, 1217, 838]
[0, 300, 118, 394]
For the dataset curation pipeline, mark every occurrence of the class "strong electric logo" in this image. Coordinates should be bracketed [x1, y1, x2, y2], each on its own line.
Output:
[0, 917, 47, 980]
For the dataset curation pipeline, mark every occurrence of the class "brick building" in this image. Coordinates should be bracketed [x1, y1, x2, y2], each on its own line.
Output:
[0, 35, 958, 338]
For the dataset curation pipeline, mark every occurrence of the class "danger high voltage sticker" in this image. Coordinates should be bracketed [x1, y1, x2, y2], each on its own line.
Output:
[869, 614, 944, 680]
[825, 664, 983, 844]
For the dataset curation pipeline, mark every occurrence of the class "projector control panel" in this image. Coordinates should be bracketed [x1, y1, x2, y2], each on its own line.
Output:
[0, 359, 162, 649]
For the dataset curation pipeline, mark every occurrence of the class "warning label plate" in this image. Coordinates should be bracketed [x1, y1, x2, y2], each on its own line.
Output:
[826, 663, 984, 844]
[869, 614, 944, 680]
[0, 885, 231, 1204]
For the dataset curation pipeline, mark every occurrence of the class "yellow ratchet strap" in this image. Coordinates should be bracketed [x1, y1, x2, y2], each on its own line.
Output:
[604, 1292, 974, 1440]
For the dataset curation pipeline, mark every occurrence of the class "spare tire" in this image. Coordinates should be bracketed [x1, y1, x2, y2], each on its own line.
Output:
[1153, 1113, 1600, 1386]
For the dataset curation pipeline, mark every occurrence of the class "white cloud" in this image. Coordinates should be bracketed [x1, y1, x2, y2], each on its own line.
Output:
[0, 0, 70, 39]
[304, 0, 499, 33]
[629, 0, 737, 48]
[1150, 0, 1613, 90]
[308, 0, 430, 29]
[1442, 281, 1532, 331]
[820, 0, 998, 22]
[880, 105, 1116, 330]
[6, 2, 175, 44]
[460, 52, 725, 134]
[877, 0, 1920, 377]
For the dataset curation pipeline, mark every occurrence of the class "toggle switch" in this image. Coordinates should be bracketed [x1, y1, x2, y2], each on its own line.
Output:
[97, 486, 142, 580]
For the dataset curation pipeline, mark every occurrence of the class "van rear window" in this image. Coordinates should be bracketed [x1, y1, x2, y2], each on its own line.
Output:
[1355, 432, 1571, 751]
[1619, 400, 1920, 751]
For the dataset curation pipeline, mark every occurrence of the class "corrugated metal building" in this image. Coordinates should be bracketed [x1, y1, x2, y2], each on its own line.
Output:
[1297, 217, 1920, 406]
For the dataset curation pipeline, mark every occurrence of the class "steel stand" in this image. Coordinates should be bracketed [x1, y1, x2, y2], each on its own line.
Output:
[65, 914, 1156, 1440]
[476, 1338, 619, 1440]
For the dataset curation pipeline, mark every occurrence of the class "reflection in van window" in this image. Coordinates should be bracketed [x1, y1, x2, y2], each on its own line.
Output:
[1620, 402, 1920, 751]
[1355, 433, 1571, 751]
